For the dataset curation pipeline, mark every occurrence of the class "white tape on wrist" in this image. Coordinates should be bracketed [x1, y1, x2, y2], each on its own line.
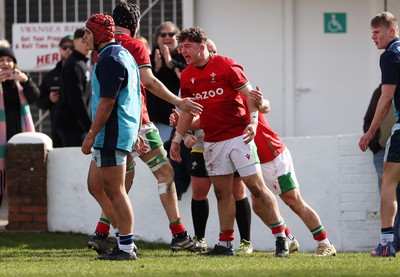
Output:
[172, 96, 180, 106]
[172, 132, 184, 144]
[250, 111, 258, 123]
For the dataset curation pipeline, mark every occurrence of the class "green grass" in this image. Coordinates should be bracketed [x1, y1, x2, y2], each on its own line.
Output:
[0, 232, 398, 277]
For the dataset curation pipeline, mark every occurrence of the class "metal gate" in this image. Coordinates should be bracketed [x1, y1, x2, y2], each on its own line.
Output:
[0, 0, 182, 134]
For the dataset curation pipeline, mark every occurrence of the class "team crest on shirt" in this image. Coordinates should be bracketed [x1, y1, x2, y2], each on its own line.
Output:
[191, 78, 195, 84]
[245, 154, 250, 160]
[210, 72, 216, 83]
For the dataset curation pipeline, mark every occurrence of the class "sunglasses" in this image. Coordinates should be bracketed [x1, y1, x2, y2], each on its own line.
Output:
[61, 45, 74, 50]
[160, 32, 175, 38]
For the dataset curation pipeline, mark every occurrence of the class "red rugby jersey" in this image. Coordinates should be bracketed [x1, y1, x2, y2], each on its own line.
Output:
[240, 95, 286, 163]
[95, 33, 151, 125]
[254, 113, 286, 163]
[180, 55, 249, 142]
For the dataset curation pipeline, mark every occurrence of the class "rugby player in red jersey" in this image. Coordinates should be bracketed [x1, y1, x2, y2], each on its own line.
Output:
[170, 26, 288, 257]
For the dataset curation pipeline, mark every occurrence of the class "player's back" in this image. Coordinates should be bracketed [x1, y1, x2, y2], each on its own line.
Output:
[115, 32, 151, 68]
[115, 32, 152, 125]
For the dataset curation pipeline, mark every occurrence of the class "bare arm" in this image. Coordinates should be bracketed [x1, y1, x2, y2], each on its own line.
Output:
[169, 108, 200, 130]
[238, 83, 259, 144]
[359, 84, 395, 151]
[169, 110, 194, 163]
[248, 86, 270, 114]
[140, 67, 203, 114]
[81, 97, 115, 155]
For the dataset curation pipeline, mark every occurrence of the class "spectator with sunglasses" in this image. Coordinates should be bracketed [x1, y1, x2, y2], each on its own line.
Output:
[37, 35, 74, 147]
[147, 21, 192, 200]
[55, 27, 92, 147]
[147, 21, 186, 141]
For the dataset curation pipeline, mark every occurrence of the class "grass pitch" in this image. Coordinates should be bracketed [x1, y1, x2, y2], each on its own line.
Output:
[0, 232, 397, 277]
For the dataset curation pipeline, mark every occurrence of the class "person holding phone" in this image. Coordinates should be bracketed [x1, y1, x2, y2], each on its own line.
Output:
[0, 46, 39, 208]
[38, 35, 74, 147]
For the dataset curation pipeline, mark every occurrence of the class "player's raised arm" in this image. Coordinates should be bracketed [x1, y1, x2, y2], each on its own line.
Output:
[140, 67, 203, 114]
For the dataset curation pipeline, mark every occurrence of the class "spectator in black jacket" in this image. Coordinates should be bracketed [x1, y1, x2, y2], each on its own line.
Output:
[55, 28, 92, 147]
[147, 21, 187, 141]
[37, 35, 74, 147]
[147, 21, 191, 199]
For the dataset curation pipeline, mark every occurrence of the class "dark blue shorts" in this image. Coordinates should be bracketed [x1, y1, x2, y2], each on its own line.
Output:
[92, 149, 127, 167]
[385, 125, 400, 163]
[189, 151, 208, 177]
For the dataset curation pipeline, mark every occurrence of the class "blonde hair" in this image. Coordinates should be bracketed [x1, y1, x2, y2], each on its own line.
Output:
[371, 11, 399, 34]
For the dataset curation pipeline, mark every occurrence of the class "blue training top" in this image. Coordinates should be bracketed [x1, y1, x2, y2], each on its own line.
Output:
[91, 42, 141, 153]
[380, 38, 400, 122]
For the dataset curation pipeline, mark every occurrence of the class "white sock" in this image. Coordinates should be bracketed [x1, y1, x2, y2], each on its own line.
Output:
[114, 228, 120, 244]
[273, 231, 286, 240]
[317, 238, 330, 246]
[118, 233, 135, 253]
[119, 242, 136, 253]
[218, 240, 232, 248]
[380, 233, 394, 246]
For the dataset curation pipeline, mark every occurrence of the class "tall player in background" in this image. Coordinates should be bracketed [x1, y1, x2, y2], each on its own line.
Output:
[359, 11, 400, 258]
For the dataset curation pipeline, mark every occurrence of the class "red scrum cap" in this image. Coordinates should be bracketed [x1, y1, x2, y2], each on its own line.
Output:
[86, 13, 115, 48]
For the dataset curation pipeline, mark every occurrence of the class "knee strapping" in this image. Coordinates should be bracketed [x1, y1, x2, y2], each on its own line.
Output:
[146, 149, 168, 172]
[158, 180, 176, 195]
[126, 158, 136, 173]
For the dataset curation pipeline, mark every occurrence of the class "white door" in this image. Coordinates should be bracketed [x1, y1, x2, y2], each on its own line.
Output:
[292, 0, 382, 136]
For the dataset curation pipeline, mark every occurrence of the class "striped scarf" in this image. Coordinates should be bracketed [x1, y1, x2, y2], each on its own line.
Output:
[0, 81, 35, 196]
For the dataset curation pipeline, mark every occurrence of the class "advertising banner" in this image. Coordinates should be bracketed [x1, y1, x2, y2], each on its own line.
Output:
[12, 22, 85, 72]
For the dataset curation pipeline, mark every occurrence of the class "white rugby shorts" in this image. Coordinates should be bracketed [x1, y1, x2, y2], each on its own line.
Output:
[204, 135, 260, 177]
[260, 147, 299, 195]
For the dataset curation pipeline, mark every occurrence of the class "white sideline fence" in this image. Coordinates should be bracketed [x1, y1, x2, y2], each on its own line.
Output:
[42, 133, 380, 252]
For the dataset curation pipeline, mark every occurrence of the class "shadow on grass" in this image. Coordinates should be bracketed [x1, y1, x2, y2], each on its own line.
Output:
[0, 231, 169, 250]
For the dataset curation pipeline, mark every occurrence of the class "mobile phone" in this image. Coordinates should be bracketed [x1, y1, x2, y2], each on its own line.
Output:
[2, 69, 15, 80]
[10, 70, 16, 79]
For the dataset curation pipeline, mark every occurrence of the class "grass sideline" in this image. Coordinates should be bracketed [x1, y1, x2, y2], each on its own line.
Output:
[0, 232, 398, 277]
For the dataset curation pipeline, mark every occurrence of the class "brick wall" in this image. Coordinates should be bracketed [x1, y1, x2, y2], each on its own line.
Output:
[337, 135, 380, 251]
[6, 140, 49, 231]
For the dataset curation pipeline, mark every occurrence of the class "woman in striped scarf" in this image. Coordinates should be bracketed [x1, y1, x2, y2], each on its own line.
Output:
[0, 47, 39, 208]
